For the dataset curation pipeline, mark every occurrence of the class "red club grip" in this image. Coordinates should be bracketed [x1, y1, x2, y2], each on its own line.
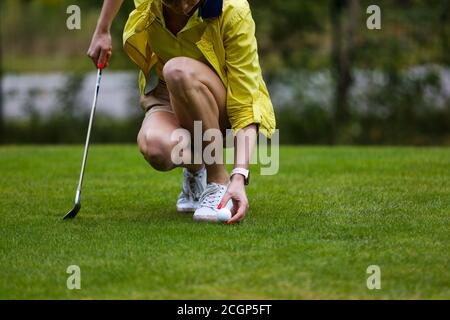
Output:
[97, 63, 104, 70]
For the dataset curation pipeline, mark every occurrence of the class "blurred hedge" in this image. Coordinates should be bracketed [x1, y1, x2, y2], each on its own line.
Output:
[1, 0, 450, 145]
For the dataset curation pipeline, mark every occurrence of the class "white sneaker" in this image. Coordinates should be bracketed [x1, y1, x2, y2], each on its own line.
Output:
[193, 183, 233, 222]
[176, 167, 207, 212]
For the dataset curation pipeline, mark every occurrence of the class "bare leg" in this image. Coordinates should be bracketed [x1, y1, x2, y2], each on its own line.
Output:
[163, 57, 229, 185]
[137, 111, 202, 173]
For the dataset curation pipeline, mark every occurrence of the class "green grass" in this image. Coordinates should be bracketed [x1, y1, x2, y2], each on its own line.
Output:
[0, 145, 449, 299]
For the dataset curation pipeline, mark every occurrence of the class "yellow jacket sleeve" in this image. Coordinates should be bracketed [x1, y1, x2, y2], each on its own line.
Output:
[222, 4, 263, 133]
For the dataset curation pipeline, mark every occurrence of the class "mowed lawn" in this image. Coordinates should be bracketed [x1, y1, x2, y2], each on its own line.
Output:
[0, 145, 449, 299]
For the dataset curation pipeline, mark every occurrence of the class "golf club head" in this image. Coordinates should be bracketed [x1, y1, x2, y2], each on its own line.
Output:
[63, 202, 81, 220]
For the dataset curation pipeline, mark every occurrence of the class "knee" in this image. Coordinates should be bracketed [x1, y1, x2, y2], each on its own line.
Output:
[137, 130, 174, 172]
[163, 57, 197, 91]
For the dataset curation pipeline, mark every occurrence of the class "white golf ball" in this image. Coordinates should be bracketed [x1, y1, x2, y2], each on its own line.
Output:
[217, 208, 232, 222]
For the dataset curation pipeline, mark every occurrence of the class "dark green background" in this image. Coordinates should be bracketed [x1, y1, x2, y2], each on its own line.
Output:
[1, 0, 450, 144]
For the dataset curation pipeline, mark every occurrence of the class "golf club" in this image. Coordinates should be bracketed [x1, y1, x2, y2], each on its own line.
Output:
[63, 63, 103, 220]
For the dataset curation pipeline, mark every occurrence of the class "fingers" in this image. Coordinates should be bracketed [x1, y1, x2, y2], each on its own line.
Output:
[227, 200, 248, 224]
[98, 48, 112, 69]
[218, 192, 232, 210]
[87, 46, 101, 67]
[218, 183, 249, 224]
[87, 33, 112, 69]
[230, 200, 239, 215]
[87, 48, 111, 69]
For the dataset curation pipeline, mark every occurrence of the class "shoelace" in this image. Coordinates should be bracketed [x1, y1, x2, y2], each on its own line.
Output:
[183, 169, 204, 201]
[189, 175, 201, 201]
[199, 184, 224, 209]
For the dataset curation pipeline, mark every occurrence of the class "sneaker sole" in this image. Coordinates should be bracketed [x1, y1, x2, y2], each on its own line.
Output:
[176, 206, 196, 213]
[193, 215, 220, 223]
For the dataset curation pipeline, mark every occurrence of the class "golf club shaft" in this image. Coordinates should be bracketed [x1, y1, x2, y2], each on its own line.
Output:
[74, 68, 102, 203]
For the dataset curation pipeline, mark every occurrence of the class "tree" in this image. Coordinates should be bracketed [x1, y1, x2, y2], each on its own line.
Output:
[439, 0, 450, 65]
[330, 0, 359, 144]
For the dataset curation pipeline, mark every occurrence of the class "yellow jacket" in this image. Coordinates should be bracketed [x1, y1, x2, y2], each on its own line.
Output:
[123, 0, 276, 137]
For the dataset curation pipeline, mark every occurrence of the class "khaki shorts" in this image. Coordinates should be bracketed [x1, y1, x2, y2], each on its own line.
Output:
[140, 81, 174, 116]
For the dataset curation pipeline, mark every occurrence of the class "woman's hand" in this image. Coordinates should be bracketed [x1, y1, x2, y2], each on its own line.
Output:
[86, 0, 124, 68]
[218, 124, 256, 224]
[218, 175, 249, 224]
[87, 31, 112, 68]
